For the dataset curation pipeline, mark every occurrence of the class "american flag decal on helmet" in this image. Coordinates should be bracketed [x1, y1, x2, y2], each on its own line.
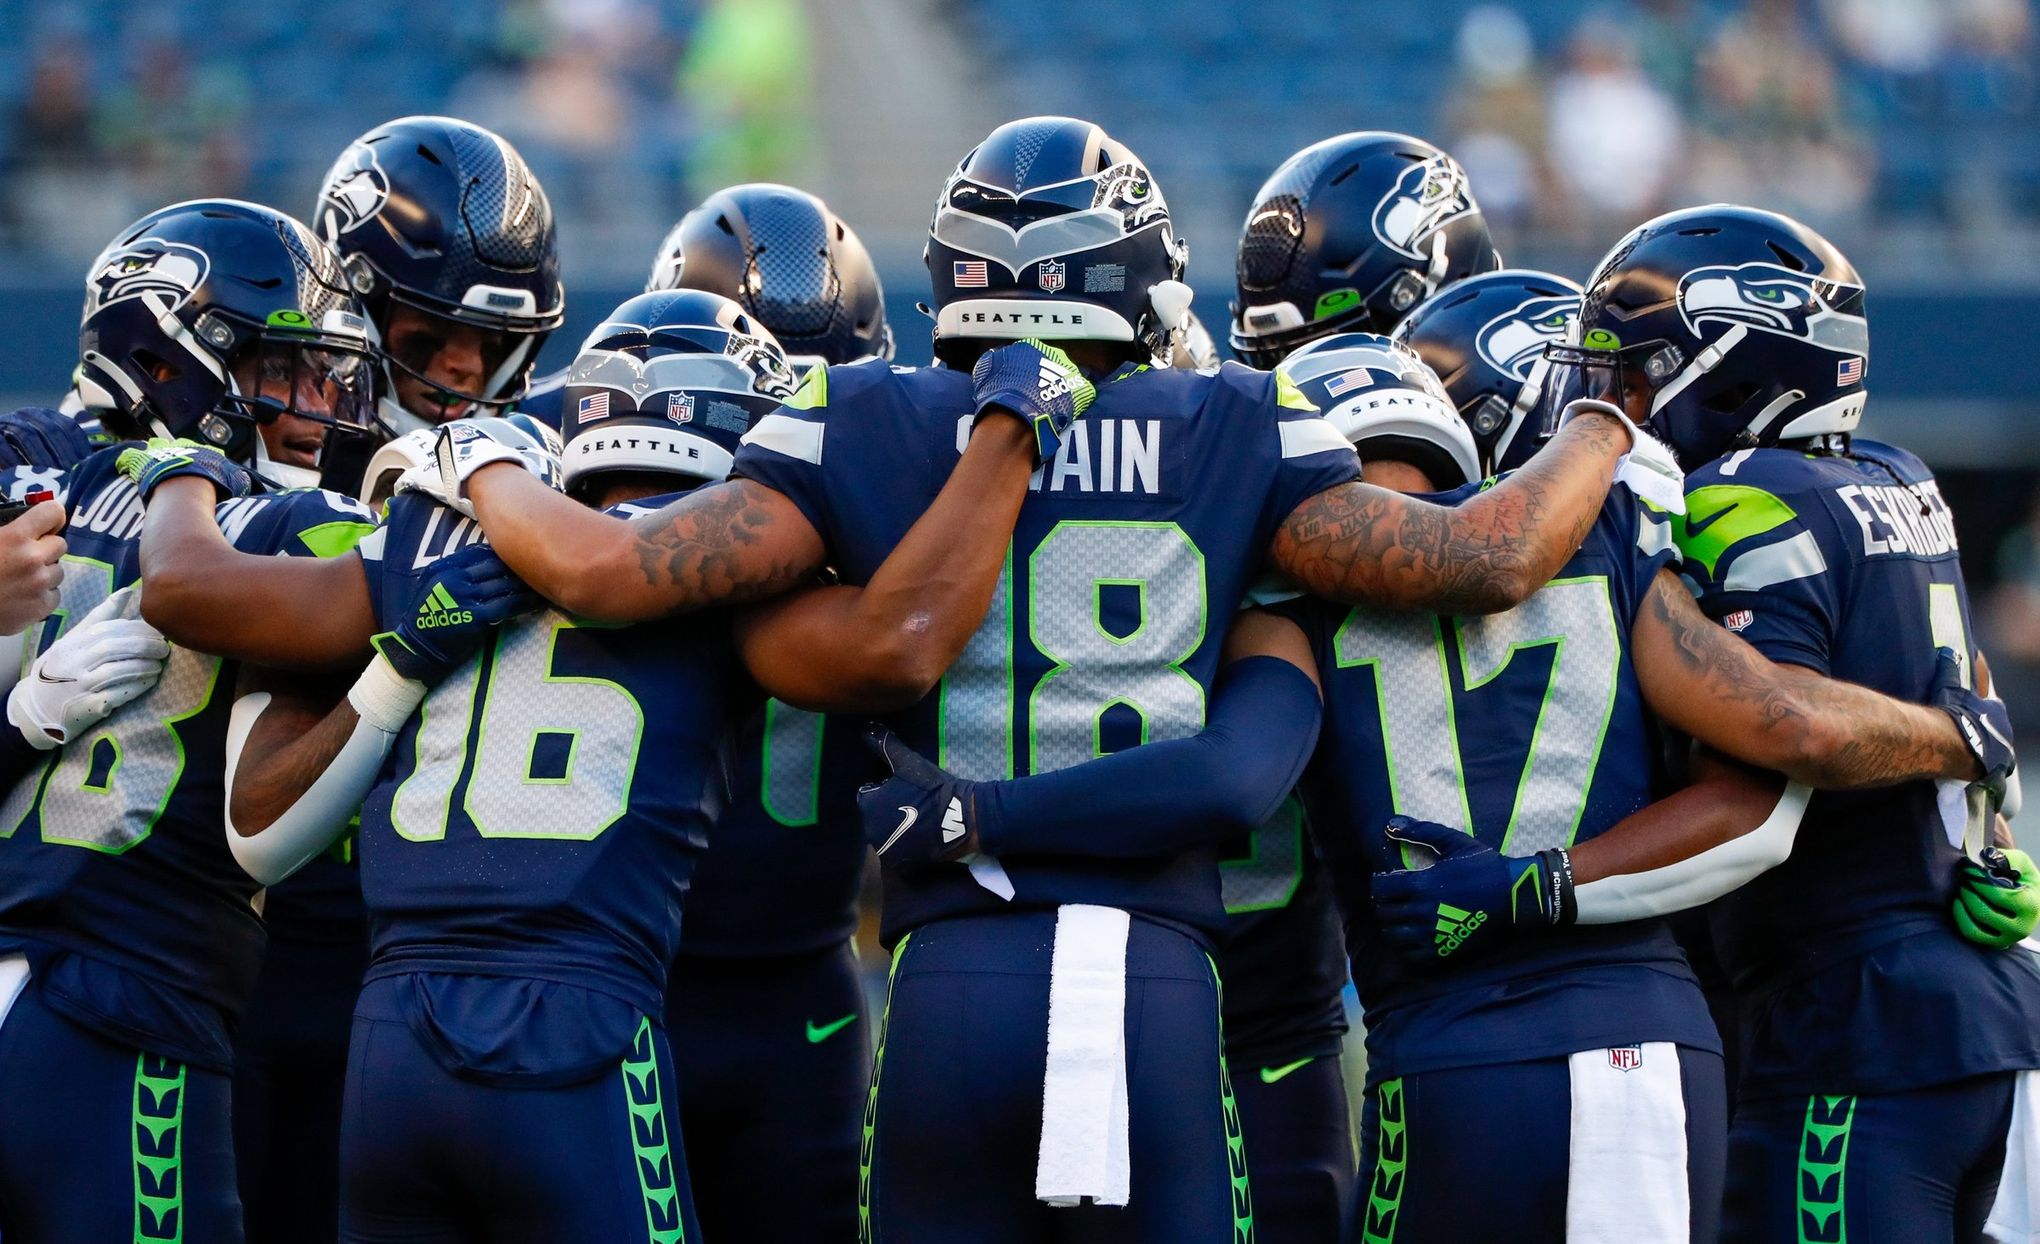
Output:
[953, 261, 988, 288]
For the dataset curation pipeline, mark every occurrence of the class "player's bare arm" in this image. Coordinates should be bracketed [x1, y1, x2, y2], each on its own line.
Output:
[735, 417, 1039, 712]
[1271, 407, 1631, 615]
[1632, 567, 1978, 788]
[138, 476, 373, 668]
[226, 664, 357, 839]
[460, 469, 823, 625]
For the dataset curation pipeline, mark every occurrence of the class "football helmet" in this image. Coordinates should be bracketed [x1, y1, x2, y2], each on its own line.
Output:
[647, 183, 893, 371]
[1541, 204, 1867, 467]
[1232, 132, 1499, 367]
[1393, 269, 1582, 473]
[560, 290, 795, 495]
[76, 199, 379, 490]
[924, 116, 1190, 366]
[314, 116, 565, 433]
[1281, 332, 1480, 489]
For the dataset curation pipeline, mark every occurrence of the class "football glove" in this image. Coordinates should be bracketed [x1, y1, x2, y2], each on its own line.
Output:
[115, 438, 253, 503]
[1953, 846, 2040, 950]
[7, 586, 169, 750]
[0, 406, 95, 471]
[856, 726, 980, 864]
[398, 417, 563, 519]
[372, 540, 542, 689]
[1929, 648, 2016, 794]
[1371, 816, 1575, 964]
[1558, 398, 1685, 514]
[970, 339, 1098, 465]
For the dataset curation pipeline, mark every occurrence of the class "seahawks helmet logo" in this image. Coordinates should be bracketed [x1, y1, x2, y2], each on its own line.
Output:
[1476, 296, 1579, 382]
[1371, 155, 1479, 261]
[1677, 262, 1868, 356]
[319, 142, 390, 235]
[86, 239, 209, 316]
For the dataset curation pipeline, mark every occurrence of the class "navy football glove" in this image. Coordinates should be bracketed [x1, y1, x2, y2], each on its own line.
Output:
[1371, 816, 1575, 964]
[373, 541, 542, 687]
[0, 407, 95, 471]
[1929, 648, 2016, 793]
[115, 438, 253, 503]
[970, 339, 1098, 465]
[856, 726, 980, 864]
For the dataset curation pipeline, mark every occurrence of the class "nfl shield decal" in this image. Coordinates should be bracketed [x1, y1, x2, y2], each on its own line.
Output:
[667, 392, 695, 424]
[1037, 260, 1067, 294]
[1608, 1045, 1644, 1072]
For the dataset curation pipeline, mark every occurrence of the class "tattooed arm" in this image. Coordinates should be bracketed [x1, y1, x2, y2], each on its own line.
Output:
[1631, 568, 1978, 788]
[461, 469, 825, 624]
[1269, 407, 1631, 615]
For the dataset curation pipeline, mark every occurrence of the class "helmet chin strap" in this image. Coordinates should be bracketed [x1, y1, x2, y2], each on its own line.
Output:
[253, 432, 321, 490]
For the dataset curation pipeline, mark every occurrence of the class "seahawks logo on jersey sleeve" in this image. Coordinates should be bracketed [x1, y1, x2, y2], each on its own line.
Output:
[1677, 262, 1868, 357]
[1475, 295, 1579, 382]
[86, 240, 209, 316]
[1371, 154, 1479, 261]
[318, 141, 390, 235]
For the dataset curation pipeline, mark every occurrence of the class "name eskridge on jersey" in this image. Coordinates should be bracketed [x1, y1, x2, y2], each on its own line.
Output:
[1030, 418, 1165, 497]
[1835, 478, 1958, 558]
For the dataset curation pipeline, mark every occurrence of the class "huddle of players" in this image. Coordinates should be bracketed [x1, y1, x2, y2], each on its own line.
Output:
[0, 109, 2024, 1244]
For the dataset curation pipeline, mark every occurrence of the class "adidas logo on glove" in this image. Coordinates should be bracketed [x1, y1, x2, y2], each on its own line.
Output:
[413, 583, 474, 629]
[1433, 903, 1487, 957]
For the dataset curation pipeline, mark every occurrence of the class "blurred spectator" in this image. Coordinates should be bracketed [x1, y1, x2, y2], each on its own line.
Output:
[679, 0, 815, 193]
[1445, 6, 1546, 241]
[1544, 14, 1683, 235]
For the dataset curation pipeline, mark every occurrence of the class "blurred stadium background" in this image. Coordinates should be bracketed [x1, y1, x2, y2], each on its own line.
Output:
[1, 0, 2037, 703]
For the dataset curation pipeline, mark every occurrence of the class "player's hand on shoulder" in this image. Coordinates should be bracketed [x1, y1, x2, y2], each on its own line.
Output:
[1371, 816, 1574, 965]
[1929, 647, 2015, 791]
[0, 496, 65, 632]
[7, 585, 168, 750]
[1953, 846, 2040, 950]
[856, 725, 980, 863]
[372, 540, 543, 689]
[969, 339, 1098, 465]
[115, 438, 253, 503]
[397, 416, 563, 519]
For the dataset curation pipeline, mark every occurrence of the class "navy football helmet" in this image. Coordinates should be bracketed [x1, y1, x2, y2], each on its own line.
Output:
[1232, 132, 1499, 367]
[1541, 205, 1868, 467]
[646, 183, 893, 372]
[1280, 332, 1480, 489]
[560, 290, 795, 496]
[1393, 269, 1582, 473]
[923, 116, 1190, 367]
[314, 116, 565, 432]
[76, 199, 380, 489]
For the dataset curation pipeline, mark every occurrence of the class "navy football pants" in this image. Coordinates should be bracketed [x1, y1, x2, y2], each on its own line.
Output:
[1228, 1051, 1353, 1244]
[1723, 1073, 2016, 1242]
[235, 932, 365, 1244]
[1355, 1045, 1725, 1243]
[0, 977, 242, 1243]
[339, 1002, 698, 1243]
[862, 911, 1249, 1243]
[668, 941, 868, 1243]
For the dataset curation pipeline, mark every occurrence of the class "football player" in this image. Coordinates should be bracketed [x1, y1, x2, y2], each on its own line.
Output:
[1230, 132, 1500, 368]
[851, 310, 2008, 1241]
[407, 115, 1659, 1238]
[125, 282, 1064, 1240]
[631, 183, 896, 1243]
[0, 200, 385, 1244]
[1545, 205, 2040, 1242]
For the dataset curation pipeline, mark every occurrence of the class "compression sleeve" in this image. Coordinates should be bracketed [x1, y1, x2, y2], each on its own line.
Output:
[223, 656, 424, 886]
[972, 655, 1321, 859]
[1573, 780, 1811, 924]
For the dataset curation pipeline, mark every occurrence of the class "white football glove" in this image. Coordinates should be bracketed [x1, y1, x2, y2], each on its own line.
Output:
[395, 417, 563, 519]
[1558, 398, 1686, 515]
[7, 585, 170, 750]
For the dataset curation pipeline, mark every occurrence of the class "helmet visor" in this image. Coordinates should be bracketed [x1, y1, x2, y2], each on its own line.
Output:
[1535, 336, 1685, 441]
[227, 336, 379, 434]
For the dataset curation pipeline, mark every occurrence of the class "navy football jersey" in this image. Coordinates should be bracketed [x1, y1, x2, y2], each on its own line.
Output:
[1680, 439, 2040, 1096]
[1285, 483, 1718, 1083]
[354, 490, 735, 1078]
[1215, 797, 1349, 1062]
[678, 700, 867, 959]
[0, 447, 376, 1069]
[732, 358, 1360, 947]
